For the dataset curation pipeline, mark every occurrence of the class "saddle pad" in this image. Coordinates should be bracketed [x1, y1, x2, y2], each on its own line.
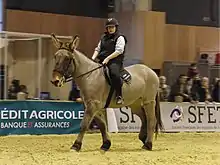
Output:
[104, 67, 132, 85]
[120, 69, 132, 83]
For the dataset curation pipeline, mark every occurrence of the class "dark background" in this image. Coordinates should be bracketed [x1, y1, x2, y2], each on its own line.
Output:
[152, 0, 219, 27]
[5, 0, 220, 27]
[5, 0, 109, 18]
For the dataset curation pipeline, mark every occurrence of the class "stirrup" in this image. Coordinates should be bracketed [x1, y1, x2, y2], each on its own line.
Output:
[116, 96, 124, 105]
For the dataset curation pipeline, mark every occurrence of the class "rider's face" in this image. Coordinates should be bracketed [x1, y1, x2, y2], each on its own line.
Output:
[107, 26, 116, 34]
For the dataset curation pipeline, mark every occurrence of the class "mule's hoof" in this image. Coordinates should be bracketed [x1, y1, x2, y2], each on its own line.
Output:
[100, 140, 111, 151]
[139, 135, 147, 145]
[142, 142, 152, 151]
[70, 141, 82, 152]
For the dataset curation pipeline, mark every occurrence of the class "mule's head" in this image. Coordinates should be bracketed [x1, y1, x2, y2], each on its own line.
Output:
[50, 33, 80, 87]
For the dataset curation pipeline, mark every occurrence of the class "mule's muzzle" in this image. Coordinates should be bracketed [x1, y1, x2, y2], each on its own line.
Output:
[51, 71, 65, 87]
[50, 79, 63, 87]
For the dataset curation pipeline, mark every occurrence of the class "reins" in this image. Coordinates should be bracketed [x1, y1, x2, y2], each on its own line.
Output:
[55, 47, 105, 83]
[64, 64, 105, 83]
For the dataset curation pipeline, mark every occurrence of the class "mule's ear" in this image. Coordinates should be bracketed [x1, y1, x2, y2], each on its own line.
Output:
[70, 35, 80, 50]
[51, 33, 61, 48]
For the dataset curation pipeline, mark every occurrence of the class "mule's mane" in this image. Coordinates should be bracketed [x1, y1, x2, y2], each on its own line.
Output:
[74, 49, 101, 67]
[74, 49, 91, 61]
[71, 48, 103, 90]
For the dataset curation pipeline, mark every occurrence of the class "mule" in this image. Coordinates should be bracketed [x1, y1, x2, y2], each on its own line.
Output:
[50, 34, 163, 151]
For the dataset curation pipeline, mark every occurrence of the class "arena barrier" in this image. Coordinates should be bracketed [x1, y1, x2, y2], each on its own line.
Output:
[0, 100, 84, 135]
[108, 102, 220, 132]
[1, 101, 219, 135]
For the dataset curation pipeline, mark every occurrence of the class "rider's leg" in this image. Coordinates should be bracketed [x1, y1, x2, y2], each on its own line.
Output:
[108, 62, 124, 104]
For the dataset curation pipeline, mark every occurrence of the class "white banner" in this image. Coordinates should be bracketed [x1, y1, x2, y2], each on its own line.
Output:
[111, 102, 220, 132]
[114, 107, 141, 132]
[162, 102, 220, 132]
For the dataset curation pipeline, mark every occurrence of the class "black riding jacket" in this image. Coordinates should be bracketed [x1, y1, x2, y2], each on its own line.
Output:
[98, 32, 127, 64]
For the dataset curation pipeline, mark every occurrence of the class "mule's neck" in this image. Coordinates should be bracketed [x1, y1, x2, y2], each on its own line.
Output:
[73, 50, 100, 86]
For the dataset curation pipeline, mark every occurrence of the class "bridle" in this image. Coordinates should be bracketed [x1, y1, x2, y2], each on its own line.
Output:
[53, 48, 105, 84]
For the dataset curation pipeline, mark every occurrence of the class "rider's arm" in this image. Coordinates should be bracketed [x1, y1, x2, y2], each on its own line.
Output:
[92, 41, 101, 60]
[105, 36, 126, 61]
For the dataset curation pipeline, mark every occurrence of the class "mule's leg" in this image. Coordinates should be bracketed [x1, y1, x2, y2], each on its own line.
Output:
[142, 101, 156, 151]
[133, 108, 147, 145]
[71, 101, 97, 151]
[138, 108, 147, 145]
[129, 102, 148, 145]
[93, 112, 111, 151]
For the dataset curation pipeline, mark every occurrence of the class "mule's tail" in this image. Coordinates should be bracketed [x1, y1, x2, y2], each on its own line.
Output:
[155, 92, 164, 139]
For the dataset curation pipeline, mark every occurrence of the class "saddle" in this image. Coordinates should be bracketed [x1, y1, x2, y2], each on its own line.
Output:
[103, 67, 132, 85]
[103, 66, 132, 108]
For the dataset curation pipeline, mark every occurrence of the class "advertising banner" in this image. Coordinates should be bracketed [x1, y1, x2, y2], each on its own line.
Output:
[162, 102, 220, 132]
[0, 101, 84, 135]
[113, 106, 141, 132]
[112, 103, 220, 132]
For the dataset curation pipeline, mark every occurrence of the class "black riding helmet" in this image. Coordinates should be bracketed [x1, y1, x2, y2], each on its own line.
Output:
[105, 18, 119, 27]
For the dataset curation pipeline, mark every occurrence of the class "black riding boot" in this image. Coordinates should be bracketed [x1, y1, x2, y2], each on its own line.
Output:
[108, 63, 124, 105]
[115, 82, 124, 105]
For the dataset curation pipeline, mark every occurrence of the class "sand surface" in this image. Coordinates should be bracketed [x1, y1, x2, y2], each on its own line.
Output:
[0, 132, 220, 165]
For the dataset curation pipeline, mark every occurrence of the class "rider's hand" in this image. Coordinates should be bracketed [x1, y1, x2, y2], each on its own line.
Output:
[92, 51, 99, 61]
[102, 58, 109, 65]
[92, 56, 96, 61]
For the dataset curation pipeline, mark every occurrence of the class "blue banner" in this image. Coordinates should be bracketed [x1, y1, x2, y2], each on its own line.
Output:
[0, 101, 84, 135]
